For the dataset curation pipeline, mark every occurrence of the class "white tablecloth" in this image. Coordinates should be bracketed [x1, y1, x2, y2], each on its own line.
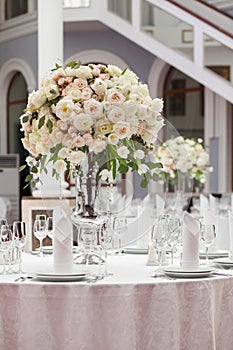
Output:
[0, 253, 233, 350]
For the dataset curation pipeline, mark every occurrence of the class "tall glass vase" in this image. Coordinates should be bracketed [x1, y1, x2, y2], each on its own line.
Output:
[73, 153, 99, 219]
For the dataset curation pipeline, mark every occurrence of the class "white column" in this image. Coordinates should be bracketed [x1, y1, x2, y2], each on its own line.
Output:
[34, 0, 71, 198]
[38, 0, 63, 81]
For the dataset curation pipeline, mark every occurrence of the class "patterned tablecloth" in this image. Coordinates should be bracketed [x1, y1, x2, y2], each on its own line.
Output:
[0, 252, 233, 350]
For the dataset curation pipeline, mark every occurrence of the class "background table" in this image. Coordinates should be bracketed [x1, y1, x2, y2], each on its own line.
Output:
[0, 253, 233, 350]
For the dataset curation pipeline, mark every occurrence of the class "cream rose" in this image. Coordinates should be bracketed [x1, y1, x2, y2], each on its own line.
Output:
[55, 98, 76, 120]
[73, 113, 93, 132]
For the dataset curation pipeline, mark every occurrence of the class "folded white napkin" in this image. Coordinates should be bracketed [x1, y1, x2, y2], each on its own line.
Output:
[182, 211, 200, 269]
[137, 205, 153, 248]
[228, 211, 233, 259]
[53, 206, 73, 273]
[200, 194, 209, 218]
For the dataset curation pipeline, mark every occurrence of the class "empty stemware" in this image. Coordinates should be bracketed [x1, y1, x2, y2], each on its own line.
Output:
[33, 217, 47, 256]
[200, 223, 216, 265]
[12, 221, 26, 274]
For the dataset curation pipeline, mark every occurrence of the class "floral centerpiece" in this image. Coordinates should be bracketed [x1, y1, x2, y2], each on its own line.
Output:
[20, 61, 164, 214]
[154, 136, 212, 187]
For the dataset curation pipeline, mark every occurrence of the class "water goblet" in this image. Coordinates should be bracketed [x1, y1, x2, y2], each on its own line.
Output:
[200, 224, 216, 265]
[12, 221, 26, 274]
[151, 214, 170, 270]
[0, 224, 14, 274]
[99, 219, 113, 276]
[46, 217, 54, 241]
[167, 217, 181, 265]
[113, 216, 127, 255]
[33, 217, 47, 257]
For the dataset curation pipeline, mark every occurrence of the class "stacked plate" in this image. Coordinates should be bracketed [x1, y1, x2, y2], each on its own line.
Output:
[213, 258, 233, 269]
[199, 250, 228, 259]
[162, 266, 215, 278]
[31, 271, 87, 282]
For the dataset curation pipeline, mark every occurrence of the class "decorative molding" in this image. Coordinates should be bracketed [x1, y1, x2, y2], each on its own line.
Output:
[147, 58, 170, 97]
[65, 49, 130, 69]
[0, 58, 36, 153]
[0, 18, 37, 44]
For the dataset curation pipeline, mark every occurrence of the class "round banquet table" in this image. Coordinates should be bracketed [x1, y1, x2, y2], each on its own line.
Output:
[0, 252, 233, 350]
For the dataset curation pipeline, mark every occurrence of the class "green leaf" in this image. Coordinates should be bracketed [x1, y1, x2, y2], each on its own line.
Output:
[140, 177, 149, 188]
[128, 161, 138, 171]
[66, 60, 81, 69]
[31, 165, 38, 174]
[46, 119, 53, 133]
[38, 116, 45, 129]
[118, 164, 129, 174]
[50, 89, 57, 94]
[51, 63, 62, 71]
[112, 159, 117, 179]
[146, 161, 163, 170]
[121, 68, 127, 75]
[25, 174, 33, 182]
[22, 115, 29, 123]
[19, 165, 26, 172]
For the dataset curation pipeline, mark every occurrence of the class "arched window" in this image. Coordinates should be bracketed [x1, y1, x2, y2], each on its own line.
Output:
[5, 0, 28, 20]
[7, 72, 30, 196]
[164, 68, 204, 139]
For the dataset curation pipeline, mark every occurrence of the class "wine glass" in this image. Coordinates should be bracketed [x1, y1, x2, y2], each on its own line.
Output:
[12, 221, 26, 274]
[99, 219, 113, 276]
[166, 217, 181, 265]
[46, 217, 54, 241]
[33, 217, 47, 256]
[151, 214, 170, 270]
[113, 216, 127, 255]
[200, 224, 216, 264]
[0, 224, 14, 274]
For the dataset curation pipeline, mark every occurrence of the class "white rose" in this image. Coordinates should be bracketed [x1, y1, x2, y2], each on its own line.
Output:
[107, 65, 122, 77]
[66, 86, 82, 100]
[76, 66, 93, 79]
[113, 122, 131, 139]
[89, 139, 107, 154]
[117, 146, 129, 159]
[74, 78, 87, 90]
[92, 78, 107, 95]
[64, 67, 78, 77]
[107, 89, 125, 105]
[151, 98, 164, 113]
[68, 150, 86, 165]
[81, 87, 93, 100]
[58, 148, 70, 159]
[27, 89, 47, 110]
[55, 98, 76, 120]
[44, 84, 59, 101]
[36, 142, 50, 155]
[73, 113, 93, 132]
[84, 98, 102, 118]
[95, 120, 112, 135]
[108, 107, 125, 123]
[122, 100, 138, 116]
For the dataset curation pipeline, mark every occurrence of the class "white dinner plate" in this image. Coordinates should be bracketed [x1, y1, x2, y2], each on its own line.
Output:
[162, 266, 215, 278]
[213, 258, 233, 268]
[31, 271, 87, 282]
[199, 250, 228, 259]
[123, 246, 148, 254]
